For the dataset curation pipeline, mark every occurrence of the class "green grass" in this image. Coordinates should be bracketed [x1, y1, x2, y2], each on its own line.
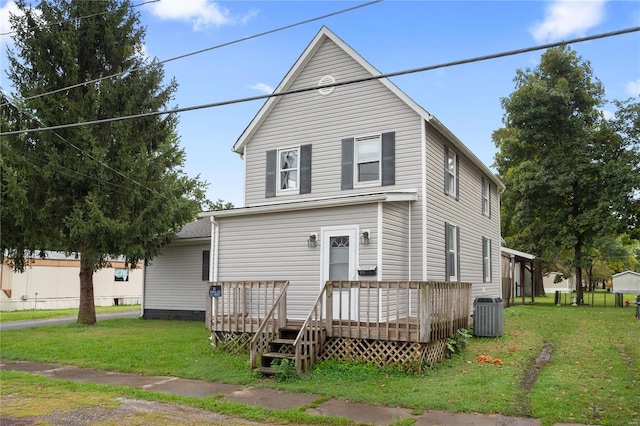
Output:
[0, 304, 140, 322]
[1, 298, 638, 426]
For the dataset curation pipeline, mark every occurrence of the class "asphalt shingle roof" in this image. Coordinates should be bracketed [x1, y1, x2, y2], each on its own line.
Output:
[176, 218, 211, 239]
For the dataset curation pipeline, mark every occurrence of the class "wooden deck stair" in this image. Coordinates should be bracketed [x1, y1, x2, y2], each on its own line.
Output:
[253, 321, 325, 376]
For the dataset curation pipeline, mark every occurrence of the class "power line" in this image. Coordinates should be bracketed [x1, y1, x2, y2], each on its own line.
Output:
[1, 90, 168, 198]
[2, 144, 138, 197]
[0, 0, 383, 107]
[2, 25, 638, 137]
[0, 0, 159, 36]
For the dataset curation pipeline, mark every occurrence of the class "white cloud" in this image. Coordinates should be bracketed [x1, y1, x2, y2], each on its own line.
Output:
[249, 83, 273, 94]
[626, 80, 640, 96]
[0, 1, 22, 40]
[600, 108, 614, 120]
[530, 0, 607, 43]
[150, 0, 231, 31]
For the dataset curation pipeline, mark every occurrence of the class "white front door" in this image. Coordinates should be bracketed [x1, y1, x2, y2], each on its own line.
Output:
[321, 226, 358, 320]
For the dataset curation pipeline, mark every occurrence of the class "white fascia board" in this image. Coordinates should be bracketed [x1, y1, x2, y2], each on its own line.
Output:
[501, 247, 536, 260]
[199, 189, 418, 219]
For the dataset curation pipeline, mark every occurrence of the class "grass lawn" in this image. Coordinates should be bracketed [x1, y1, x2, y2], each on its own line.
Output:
[1, 295, 638, 426]
[0, 304, 140, 322]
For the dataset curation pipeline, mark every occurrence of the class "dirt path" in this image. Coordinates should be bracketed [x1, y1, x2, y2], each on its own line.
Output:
[511, 342, 554, 417]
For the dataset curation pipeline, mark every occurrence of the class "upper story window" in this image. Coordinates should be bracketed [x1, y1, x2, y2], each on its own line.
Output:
[482, 177, 491, 217]
[355, 135, 381, 184]
[265, 145, 312, 198]
[444, 146, 458, 199]
[278, 148, 298, 191]
[341, 132, 395, 190]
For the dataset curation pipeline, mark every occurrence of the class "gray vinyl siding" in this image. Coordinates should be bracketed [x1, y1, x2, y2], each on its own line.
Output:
[382, 202, 410, 280]
[144, 241, 209, 311]
[424, 121, 501, 301]
[215, 204, 378, 319]
[244, 37, 423, 206]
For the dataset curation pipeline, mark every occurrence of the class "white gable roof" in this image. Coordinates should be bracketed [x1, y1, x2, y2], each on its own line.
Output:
[232, 26, 503, 190]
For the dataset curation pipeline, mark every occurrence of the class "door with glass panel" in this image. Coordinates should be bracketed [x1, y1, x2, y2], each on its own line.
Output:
[321, 226, 358, 320]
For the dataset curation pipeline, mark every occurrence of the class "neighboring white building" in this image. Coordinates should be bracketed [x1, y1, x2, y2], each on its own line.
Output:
[1, 252, 142, 311]
[543, 272, 575, 293]
[612, 270, 640, 294]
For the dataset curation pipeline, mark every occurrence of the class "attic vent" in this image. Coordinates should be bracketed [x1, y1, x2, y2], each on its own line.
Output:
[318, 75, 335, 95]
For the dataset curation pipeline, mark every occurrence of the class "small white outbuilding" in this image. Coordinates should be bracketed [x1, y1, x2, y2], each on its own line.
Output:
[611, 270, 640, 294]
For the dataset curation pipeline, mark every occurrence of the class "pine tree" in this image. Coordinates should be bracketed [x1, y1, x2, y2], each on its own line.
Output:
[2, 0, 206, 324]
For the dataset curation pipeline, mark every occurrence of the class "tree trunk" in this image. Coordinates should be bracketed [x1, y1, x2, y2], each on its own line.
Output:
[575, 242, 583, 305]
[78, 264, 96, 325]
[533, 257, 545, 297]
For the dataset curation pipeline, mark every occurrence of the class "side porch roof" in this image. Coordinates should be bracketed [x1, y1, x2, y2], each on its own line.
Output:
[199, 189, 418, 219]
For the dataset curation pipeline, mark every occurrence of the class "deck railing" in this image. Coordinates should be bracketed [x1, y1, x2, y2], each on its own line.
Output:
[292, 285, 327, 374]
[206, 281, 289, 346]
[325, 281, 472, 343]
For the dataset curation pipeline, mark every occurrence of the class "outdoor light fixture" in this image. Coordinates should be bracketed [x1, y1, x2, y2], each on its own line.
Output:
[308, 233, 317, 248]
[360, 230, 370, 245]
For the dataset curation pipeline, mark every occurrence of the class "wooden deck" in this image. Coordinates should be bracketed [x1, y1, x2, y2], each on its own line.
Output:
[206, 280, 471, 373]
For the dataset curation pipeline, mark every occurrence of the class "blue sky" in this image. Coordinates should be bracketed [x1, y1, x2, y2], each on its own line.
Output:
[1, 0, 639, 207]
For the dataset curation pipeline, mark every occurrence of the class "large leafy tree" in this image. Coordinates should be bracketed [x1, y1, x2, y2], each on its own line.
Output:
[1, 0, 206, 324]
[493, 46, 639, 305]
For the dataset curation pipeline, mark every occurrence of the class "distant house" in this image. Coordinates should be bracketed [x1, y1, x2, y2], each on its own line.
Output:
[143, 26, 504, 321]
[542, 272, 574, 293]
[0, 252, 142, 311]
[612, 271, 640, 293]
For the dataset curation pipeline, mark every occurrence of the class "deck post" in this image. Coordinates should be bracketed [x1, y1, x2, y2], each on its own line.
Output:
[419, 282, 431, 343]
[278, 288, 287, 329]
[325, 282, 333, 337]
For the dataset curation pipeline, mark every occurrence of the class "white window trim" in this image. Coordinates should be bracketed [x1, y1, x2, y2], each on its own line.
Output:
[483, 238, 492, 283]
[482, 180, 490, 216]
[276, 146, 300, 194]
[446, 150, 456, 198]
[447, 223, 458, 281]
[354, 134, 382, 188]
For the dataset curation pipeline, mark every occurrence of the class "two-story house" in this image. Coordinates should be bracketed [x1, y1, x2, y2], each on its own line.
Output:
[142, 26, 503, 324]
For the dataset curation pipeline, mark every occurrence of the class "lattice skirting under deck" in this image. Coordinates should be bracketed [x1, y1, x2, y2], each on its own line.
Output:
[212, 331, 253, 354]
[318, 337, 447, 373]
[214, 331, 448, 373]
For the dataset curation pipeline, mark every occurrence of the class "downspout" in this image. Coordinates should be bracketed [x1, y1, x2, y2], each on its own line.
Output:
[377, 201, 383, 282]
[408, 202, 412, 281]
[497, 184, 505, 301]
[421, 118, 428, 280]
[209, 216, 219, 282]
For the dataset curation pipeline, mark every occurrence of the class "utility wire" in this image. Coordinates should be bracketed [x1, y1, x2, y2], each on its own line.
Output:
[0, 0, 383, 107]
[2, 25, 638, 137]
[1, 90, 167, 198]
[0, 2, 383, 195]
[0, 0, 159, 36]
[3, 144, 138, 196]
